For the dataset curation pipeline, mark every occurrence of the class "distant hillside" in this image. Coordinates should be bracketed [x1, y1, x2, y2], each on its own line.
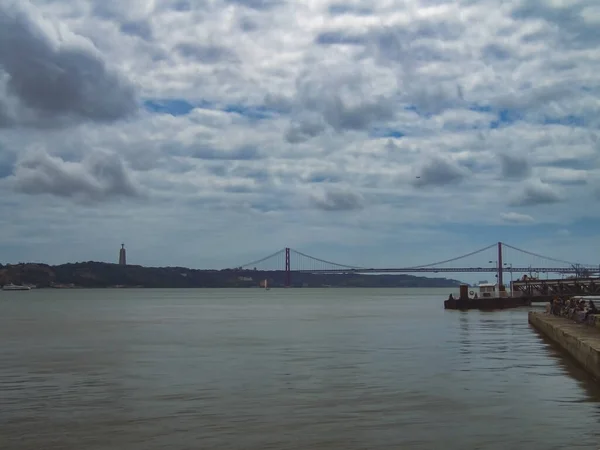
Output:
[0, 262, 462, 288]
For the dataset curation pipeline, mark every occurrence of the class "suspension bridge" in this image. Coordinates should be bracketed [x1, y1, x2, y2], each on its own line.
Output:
[235, 242, 599, 287]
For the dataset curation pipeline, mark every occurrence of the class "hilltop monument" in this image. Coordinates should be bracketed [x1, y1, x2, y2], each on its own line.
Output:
[118, 243, 127, 266]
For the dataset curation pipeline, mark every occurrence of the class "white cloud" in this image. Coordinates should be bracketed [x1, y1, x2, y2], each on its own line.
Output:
[500, 212, 535, 224]
[0, 0, 599, 270]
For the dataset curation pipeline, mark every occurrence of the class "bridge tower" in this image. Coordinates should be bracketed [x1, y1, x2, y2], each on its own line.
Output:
[498, 241, 504, 291]
[285, 247, 291, 287]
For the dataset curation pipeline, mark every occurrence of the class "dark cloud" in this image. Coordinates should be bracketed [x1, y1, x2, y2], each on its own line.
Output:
[285, 118, 326, 143]
[312, 22, 466, 116]
[499, 153, 531, 180]
[328, 4, 372, 16]
[172, 0, 192, 11]
[190, 145, 262, 160]
[175, 42, 237, 63]
[206, 164, 228, 177]
[316, 18, 464, 62]
[239, 17, 258, 32]
[90, 2, 121, 20]
[0, 1, 138, 127]
[545, 177, 587, 187]
[456, 154, 489, 172]
[291, 71, 396, 134]
[224, 0, 280, 10]
[0, 97, 14, 127]
[405, 85, 465, 117]
[541, 157, 594, 171]
[223, 184, 254, 194]
[492, 84, 577, 114]
[229, 166, 271, 183]
[311, 189, 364, 211]
[481, 43, 511, 61]
[326, 98, 395, 131]
[367, 22, 464, 64]
[511, 0, 600, 50]
[413, 157, 468, 187]
[305, 171, 342, 184]
[263, 93, 294, 114]
[12, 150, 142, 202]
[509, 181, 562, 207]
[315, 31, 366, 46]
[120, 20, 153, 40]
[0, 146, 16, 178]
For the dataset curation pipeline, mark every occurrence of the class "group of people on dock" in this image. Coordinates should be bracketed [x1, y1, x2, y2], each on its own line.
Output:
[549, 297, 598, 324]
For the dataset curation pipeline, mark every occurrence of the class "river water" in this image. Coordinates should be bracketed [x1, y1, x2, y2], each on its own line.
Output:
[1, 288, 599, 449]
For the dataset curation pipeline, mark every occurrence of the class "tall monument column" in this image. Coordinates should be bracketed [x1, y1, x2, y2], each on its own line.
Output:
[119, 244, 127, 266]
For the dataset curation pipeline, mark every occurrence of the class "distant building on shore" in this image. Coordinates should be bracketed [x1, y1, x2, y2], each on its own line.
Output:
[119, 244, 127, 266]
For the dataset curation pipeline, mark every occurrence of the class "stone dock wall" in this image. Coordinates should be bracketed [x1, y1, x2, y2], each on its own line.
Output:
[528, 312, 600, 380]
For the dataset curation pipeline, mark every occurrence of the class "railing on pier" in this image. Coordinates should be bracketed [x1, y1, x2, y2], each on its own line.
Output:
[512, 278, 600, 297]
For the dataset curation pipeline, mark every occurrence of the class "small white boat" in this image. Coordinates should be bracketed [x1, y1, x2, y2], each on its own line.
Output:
[2, 283, 32, 291]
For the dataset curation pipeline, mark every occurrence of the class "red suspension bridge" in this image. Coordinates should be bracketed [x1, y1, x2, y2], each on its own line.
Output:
[235, 242, 600, 287]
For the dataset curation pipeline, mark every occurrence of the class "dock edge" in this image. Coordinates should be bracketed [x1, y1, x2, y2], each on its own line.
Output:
[528, 312, 600, 381]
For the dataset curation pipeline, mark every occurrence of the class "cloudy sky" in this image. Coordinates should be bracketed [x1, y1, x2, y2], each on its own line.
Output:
[0, 0, 599, 270]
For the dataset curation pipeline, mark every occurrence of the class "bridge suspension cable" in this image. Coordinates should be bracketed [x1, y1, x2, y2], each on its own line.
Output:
[235, 242, 598, 274]
[501, 242, 596, 268]
[407, 243, 497, 269]
[239, 249, 284, 268]
[290, 249, 366, 270]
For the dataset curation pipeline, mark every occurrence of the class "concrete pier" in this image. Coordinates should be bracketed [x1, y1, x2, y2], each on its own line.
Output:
[528, 312, 600, 381]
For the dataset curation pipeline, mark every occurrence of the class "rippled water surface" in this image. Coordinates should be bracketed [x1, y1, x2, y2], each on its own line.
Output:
[2, 288, 600, 449]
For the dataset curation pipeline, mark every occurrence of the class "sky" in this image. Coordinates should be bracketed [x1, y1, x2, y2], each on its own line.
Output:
[0, 0, 599, 271]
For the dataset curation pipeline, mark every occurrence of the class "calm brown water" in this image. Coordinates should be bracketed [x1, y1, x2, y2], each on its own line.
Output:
[1, 288, 600, 449]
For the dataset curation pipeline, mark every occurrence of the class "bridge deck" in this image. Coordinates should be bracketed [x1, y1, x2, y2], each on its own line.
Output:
[299, 268, 596, 274]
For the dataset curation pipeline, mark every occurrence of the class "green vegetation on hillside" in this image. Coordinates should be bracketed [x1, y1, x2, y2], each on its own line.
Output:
[0, 262, 462, 288]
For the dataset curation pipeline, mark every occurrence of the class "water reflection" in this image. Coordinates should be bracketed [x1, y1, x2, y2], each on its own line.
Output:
[532, 327, 600, 400]
[458, 311, 471, 356]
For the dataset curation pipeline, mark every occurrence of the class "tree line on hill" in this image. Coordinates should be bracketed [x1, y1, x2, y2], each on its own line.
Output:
[0, 262, 462, 288]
